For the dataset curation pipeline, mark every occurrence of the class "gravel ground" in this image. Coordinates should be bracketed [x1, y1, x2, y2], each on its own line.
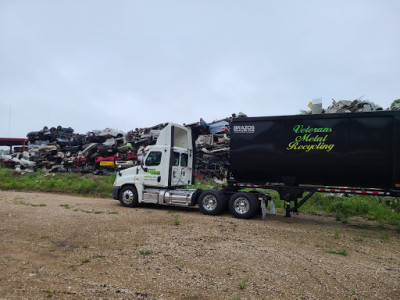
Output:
[0, 190, 399, 299]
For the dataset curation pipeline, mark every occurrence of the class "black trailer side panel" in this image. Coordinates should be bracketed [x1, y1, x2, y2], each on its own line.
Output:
[230, 111, 400, 190]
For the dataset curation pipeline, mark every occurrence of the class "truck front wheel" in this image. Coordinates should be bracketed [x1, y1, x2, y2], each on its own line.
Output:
[229, 192, 258, 219]
[198, 190, 225, 216]
[119, 186, 138, 207]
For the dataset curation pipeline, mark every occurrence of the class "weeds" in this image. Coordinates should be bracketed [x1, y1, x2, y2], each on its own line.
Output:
[139, 249, 151, 256]
[334, 229, 340, 239]
[60, 204, 70, 209]
[173, 215, 180, 226]
[12, 198, 46, 207]
[282, 191, 400, 227]
[0, 167, 115, 197]
[325, 249, 348, 256]
[238, 278, 248, 290]
[3, 166, 400, 227]
[232, 225, 236, 233]
[46, 288, 54, 298]
[73, 208, 105, 214]
[381, 232, 390, 241]
[81, 258, 90, 263]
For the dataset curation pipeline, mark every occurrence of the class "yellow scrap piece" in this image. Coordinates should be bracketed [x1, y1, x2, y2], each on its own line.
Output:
[99, 161, 115, 167]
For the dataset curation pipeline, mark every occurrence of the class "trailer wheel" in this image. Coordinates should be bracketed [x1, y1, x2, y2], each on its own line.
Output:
[119, 186, 138, 207]
[229, 192, 258, 219]
[198, 190, 225, 216]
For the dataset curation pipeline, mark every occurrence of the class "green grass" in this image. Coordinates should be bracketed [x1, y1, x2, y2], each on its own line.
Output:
[139, 249, 151, 256]
[12, 198, 46, 207]
[2, 166, 400, 227]
[265, 189, 400, 227]
[0, 167, 115, 197]
[173, 215, 180, 226]
[334, 229, 340, 239]
[238, 278, 248, 290]
[325, 249, 348, 256]
[185, 181, 218, 190]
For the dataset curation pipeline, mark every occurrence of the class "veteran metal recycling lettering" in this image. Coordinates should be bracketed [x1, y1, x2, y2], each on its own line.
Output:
[287, 125, 335, 152]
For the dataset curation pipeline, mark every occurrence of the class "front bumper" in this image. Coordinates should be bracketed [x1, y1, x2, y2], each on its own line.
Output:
[112, 186, 120, 200]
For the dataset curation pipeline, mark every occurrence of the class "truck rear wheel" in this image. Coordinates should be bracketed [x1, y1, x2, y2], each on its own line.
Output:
[198, 190, 225, 216]
[119, 186, 138, 207]
[229, 192, 258, 219]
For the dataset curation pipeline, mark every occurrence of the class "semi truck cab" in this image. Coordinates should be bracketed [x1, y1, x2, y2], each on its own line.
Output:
[113, 122, 270, 219]
[112, 123, 201, 207]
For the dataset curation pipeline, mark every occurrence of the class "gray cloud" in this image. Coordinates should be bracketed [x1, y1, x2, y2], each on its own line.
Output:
[1, 0, 399, 138]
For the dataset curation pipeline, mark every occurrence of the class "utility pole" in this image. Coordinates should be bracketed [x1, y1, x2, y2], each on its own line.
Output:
[8, 104, 11, 137]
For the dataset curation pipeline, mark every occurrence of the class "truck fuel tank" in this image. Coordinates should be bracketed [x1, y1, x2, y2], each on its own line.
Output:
[142, 188, 198, 206]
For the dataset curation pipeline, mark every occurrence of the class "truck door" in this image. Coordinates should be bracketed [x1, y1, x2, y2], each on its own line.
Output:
[143, 150, 164, 187]
[171, 150, 192, 186]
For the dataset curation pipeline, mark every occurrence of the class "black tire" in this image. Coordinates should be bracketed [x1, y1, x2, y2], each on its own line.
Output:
[229, 192, 258, 219]
[198, 190, 225, 215]
[119, 186, 138, 207]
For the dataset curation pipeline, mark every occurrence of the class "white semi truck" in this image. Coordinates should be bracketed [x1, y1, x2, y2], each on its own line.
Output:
[113, 112, 400, 218]
[112, 123, 268, 219]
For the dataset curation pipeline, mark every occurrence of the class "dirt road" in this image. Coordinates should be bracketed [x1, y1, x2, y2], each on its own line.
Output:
[0, 190, 399, 299]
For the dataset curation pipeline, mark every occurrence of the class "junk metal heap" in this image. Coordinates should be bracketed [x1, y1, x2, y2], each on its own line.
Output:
[0, 98, 396, 183]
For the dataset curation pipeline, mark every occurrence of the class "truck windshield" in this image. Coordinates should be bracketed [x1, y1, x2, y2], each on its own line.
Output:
[145, 151, 162, 166]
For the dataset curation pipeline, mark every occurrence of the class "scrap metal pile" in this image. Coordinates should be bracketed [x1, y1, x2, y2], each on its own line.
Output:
[0, 115, 248, 182]
[323, 99, 383, 113]
[0, 98, 395, 181]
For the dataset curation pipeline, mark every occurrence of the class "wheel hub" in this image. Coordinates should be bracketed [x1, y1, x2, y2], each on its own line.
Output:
[203, 195, 217, 211]
[234, 197, 249, 214]
[122, 190, 134, 204]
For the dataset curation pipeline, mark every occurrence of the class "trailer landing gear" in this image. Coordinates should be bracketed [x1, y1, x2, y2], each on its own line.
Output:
[277, 188, 317, 218]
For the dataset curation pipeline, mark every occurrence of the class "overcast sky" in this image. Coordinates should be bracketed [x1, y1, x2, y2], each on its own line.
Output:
[1, 0, 399, 138]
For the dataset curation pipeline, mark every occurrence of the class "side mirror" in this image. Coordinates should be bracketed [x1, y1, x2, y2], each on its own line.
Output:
[140, 158, 148, 172]
[141, 163, 148, 172]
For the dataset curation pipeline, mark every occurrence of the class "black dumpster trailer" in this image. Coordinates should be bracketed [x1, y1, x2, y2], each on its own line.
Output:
[229, 111, 400, 217]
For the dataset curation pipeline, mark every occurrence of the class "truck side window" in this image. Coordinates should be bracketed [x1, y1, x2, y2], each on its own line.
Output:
[145, 151, 162, 166]
[173, 152, 180, 166]
[181, 153, 188, 167]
